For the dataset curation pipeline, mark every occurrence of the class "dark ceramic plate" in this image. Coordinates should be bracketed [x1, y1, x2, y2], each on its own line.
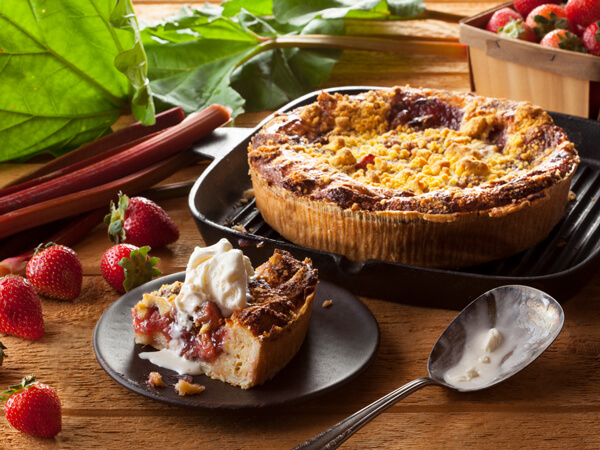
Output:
[93, 273, 379, 409]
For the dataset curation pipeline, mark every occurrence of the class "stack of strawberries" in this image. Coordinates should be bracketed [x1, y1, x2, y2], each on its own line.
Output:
[485, 0, 600, 55]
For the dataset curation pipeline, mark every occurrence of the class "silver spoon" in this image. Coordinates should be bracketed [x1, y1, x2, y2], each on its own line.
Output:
[294, 284, 564, 449]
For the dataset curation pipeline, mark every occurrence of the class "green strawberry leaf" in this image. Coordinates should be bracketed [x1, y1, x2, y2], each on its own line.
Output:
[105, 192, 130, 244]
[119, 246, 161, 292]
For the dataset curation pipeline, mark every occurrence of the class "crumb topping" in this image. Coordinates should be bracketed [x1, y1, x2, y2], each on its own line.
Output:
[249, 87, 579, 214]
[147, 371, 166, 387]
[174, 379, 205, 396]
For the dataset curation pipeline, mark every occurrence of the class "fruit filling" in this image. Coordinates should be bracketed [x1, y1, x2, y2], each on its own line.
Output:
[132, 301, 227, 363]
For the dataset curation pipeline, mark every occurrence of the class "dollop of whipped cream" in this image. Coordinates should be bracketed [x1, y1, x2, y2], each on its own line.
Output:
[174, 238, 254, 327]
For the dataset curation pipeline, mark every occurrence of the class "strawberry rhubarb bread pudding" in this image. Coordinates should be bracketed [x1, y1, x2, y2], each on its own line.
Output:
[248, 86, 580, 268]
[131, 238, 318, 389]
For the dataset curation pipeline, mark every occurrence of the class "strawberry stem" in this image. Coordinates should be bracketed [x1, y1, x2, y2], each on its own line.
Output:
[119, 246, 162, 292]
[1, 375, 36, 402]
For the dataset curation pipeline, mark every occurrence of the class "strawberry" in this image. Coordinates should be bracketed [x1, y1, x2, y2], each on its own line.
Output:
[26, 243, 83, 301]
[582, 20, 600, 55]
[486, 7, 523, 33]
[540, 28, 587, 51]
[513, 0, 561, 18]
[526, 4, 571, 39]
[498, 18, 537, 42]
[566, 0, 600, 33]
[100, 244, 161, 293]
[105, 192, 179, 249]
[1, 375, 61, 438]
[0, 276, 44, 340]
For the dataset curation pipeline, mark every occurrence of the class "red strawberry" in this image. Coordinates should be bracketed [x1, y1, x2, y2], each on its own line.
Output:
[566, 0, 600, 33]
[582, 20, 600, 55]
[1, 375, 61, 438]
[526, 4, 571, 39]
[513, 0, 561, 18]
[26, 243, 83, 301]
[540, 28, 587, 51]
[100, 244, 161, 293]
[498, 18, 537, 42]
[486, 7, 523, 33]
[105, 192, 179, 249]
[0, 276, 44, 340]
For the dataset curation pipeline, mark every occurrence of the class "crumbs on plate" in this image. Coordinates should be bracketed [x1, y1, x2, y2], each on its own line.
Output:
[174, 379, 206, 396]
[147, 371, 166, 388]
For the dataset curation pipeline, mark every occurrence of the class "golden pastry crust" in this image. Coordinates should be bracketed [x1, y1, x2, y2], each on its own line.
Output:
[131, 249, 318, 389]
[248, 86, 579, 268]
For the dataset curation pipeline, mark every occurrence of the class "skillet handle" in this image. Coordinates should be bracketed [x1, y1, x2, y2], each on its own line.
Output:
[190, 127, 255, 162]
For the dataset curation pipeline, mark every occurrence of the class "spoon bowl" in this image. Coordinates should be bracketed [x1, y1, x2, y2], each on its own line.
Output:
[293, 285, 564, 449]
[429, 284, 564, 391]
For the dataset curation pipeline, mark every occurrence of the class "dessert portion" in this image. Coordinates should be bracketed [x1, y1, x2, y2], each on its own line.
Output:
[248, 86, 579, 268]
[131, 239, 318, 389]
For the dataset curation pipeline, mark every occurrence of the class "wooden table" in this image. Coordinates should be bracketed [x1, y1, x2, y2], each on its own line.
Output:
[2, 1, 599, 448]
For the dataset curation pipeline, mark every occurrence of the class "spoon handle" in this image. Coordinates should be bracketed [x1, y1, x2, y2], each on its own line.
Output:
[293, 377, 438, 449]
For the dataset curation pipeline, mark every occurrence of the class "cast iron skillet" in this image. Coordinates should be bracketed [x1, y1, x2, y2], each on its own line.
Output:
[188, 86, 600, 310]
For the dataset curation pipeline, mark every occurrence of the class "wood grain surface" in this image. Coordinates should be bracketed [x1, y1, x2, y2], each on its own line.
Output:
[1, 1, 599, 448]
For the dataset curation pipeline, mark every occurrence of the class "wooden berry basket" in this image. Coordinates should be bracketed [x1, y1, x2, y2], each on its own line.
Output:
[459, 1, 600, 121]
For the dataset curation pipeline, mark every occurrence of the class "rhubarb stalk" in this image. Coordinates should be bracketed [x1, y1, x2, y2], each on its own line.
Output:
[3, 107, 186, 188]
[0, 104, 230, 215]
[0, 181, 195, 275]
[0, 150, 197, 241]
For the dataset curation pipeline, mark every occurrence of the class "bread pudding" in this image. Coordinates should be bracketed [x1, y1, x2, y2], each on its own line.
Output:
[131, 239, 318, 389]
[248, 86, 579, 268]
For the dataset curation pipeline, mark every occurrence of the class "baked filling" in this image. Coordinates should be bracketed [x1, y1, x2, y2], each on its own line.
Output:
[248, 86, 579, 268]
[132, 242, 318, 389]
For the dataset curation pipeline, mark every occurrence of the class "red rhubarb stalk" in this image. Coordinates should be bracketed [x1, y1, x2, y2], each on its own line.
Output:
[0, 209, 106, 276]
[0, 104, 230, 215]
[3, 107, 186, 188]
[0, 151, 197, 240]
[0, 181, 194, 275]
[0, 133, 160, 197]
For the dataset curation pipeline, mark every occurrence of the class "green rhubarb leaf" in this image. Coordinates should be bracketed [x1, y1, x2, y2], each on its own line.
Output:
[141, 5, 346, 116]
[140, 0, 426, 117]
[230, 17, 343, 111]
[272, 0, 386, 26]
[110, 0, 155, 126]
[272, 0, 425, 25]
[221, 0, 274, 17]
[386, 0, 426, 18]
[141, 5, 259, 116]
[0, 0, 154, 162]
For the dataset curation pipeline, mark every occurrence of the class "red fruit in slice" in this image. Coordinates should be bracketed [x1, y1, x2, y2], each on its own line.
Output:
[566, 0, 600, 31]
[513, 0, 561, 17]
[582, 20, 600, 55]
[486, 7, 523, 33]
[540, 28, 587, 51]
[100, 244, 161, 294]
[105, 192, 179, 249]
[498, 18, 538, 42]
[0, 275, 44, 340]
[526, 4, 571, 39]
[26, 243, 83, 301]
[2, 375, 61, 438]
